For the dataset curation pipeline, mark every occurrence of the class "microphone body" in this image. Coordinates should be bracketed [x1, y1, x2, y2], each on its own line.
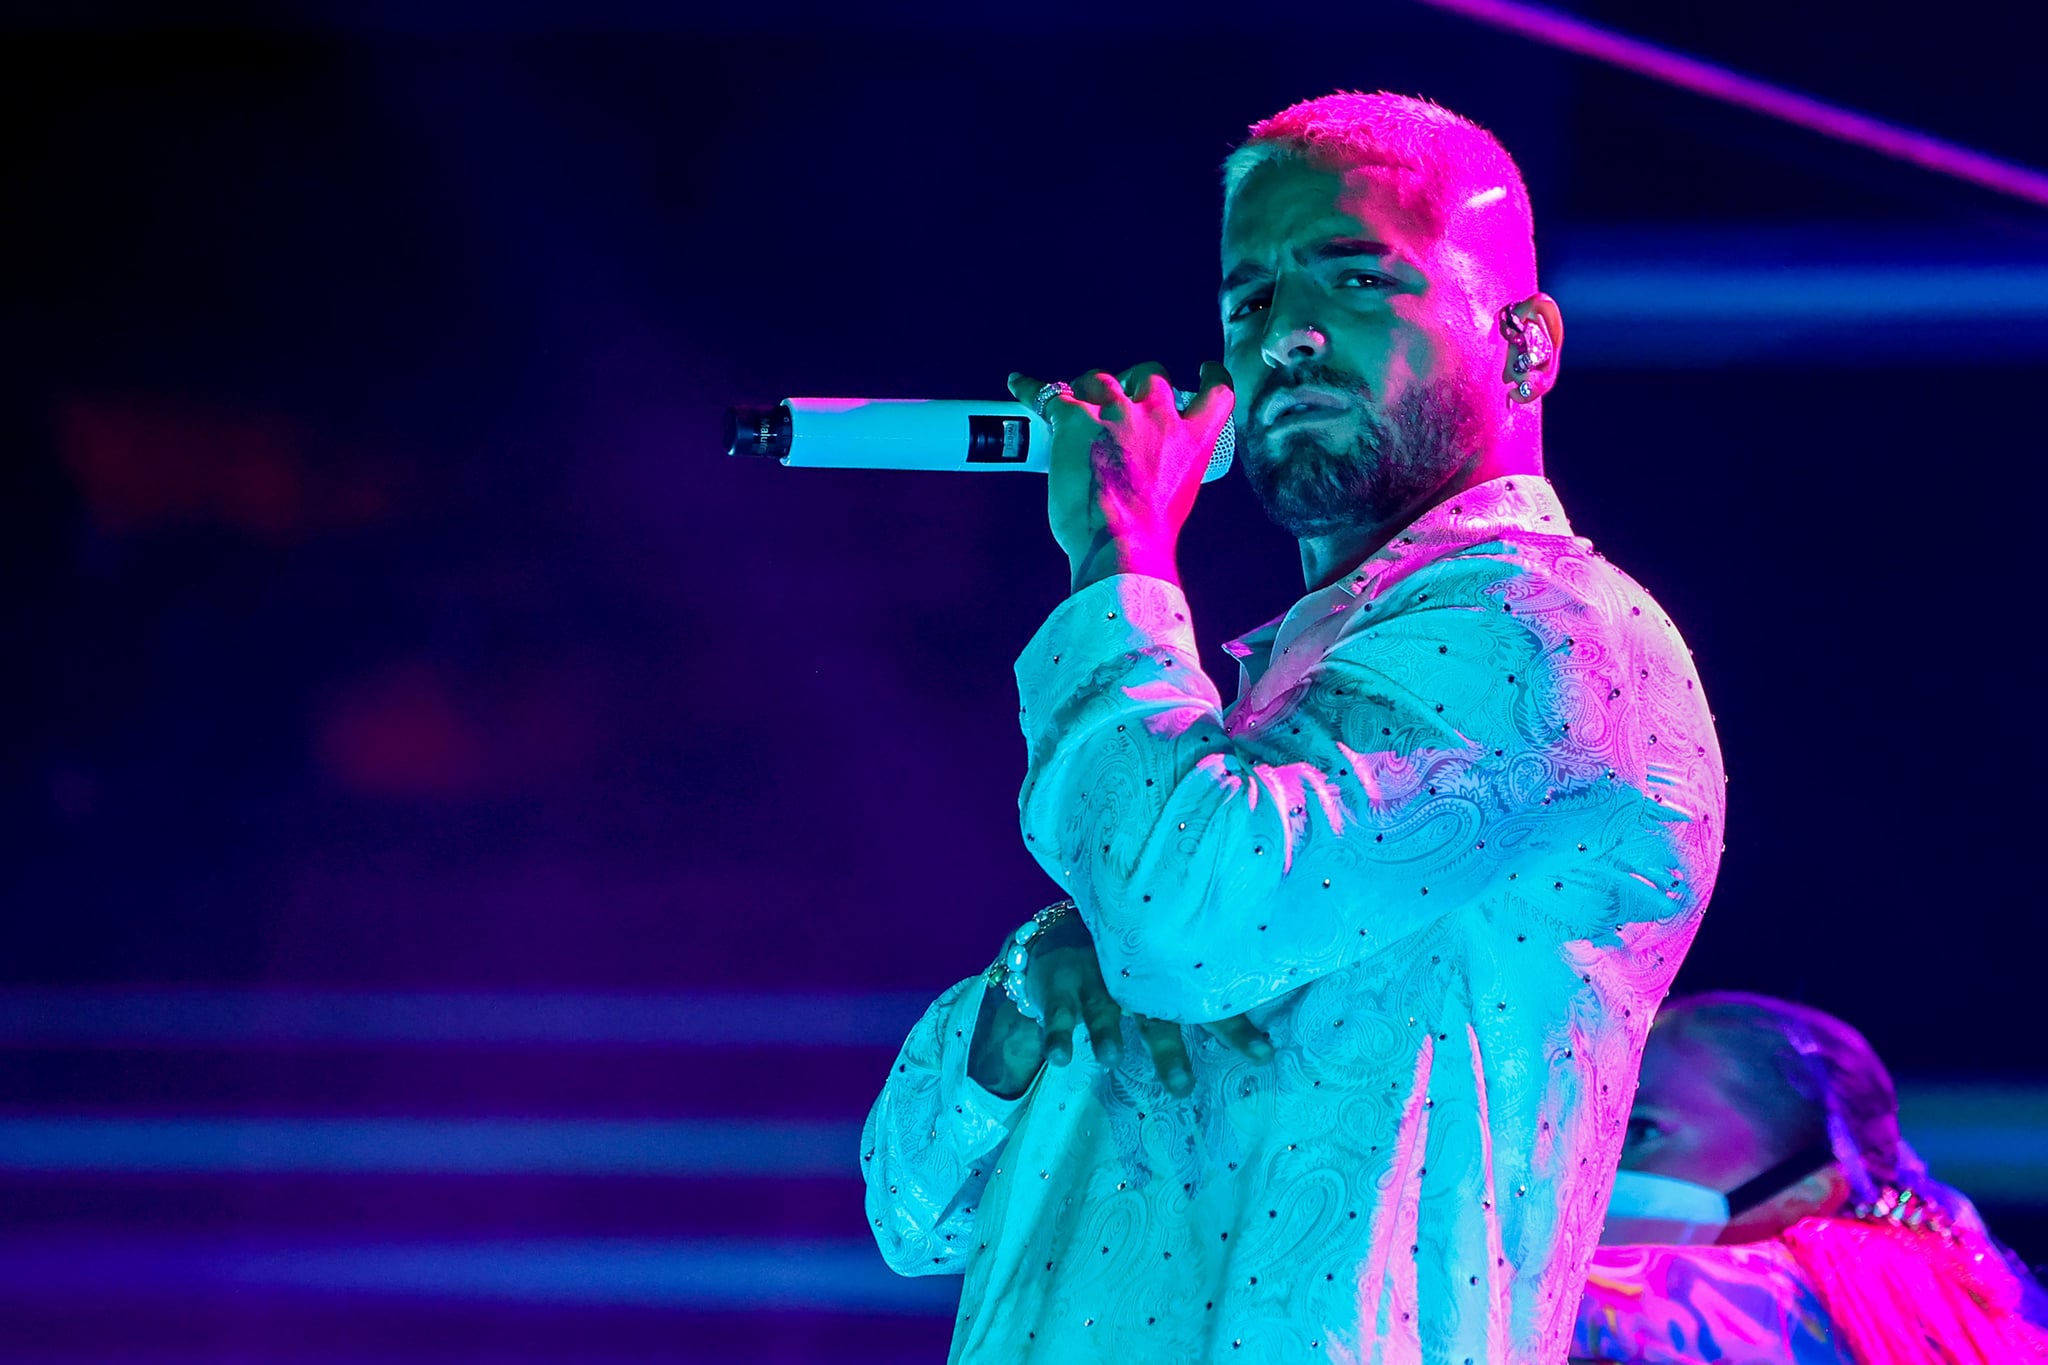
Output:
[726, 396, 1236, 484]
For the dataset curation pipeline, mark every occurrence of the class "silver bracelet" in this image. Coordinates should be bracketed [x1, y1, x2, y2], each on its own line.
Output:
[994, 899, 1076, 1022]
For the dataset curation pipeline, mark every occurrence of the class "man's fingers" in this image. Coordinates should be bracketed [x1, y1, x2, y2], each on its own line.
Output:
[1007, 371, 1092, 425]
[1204, 1013, 1275, 1061]
[1043, 1001, 1079, 1067]
[1182, 361, 1236, 440]
[1080, 989, 1124, 1068]
[1009, 372, 1082, 420]
[1117, 362, 1172, 406]
[1134, 1015, 1194, 1096]
[1070, 370, 1127, 408]
[1006, 372, 1041, 407]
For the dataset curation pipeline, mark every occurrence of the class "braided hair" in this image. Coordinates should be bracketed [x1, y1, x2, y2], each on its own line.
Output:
[1653, 991, 1907, 1205]
[1656, 991, 2048, 1326]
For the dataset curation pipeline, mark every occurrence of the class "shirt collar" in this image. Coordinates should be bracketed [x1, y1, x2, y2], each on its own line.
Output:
[1221, 474, 1573, 664]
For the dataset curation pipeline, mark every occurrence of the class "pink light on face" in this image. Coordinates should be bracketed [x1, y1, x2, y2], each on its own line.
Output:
[1413, 0, 2048, 210]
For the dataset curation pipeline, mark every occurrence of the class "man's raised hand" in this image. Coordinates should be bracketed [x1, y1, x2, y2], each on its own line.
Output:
[1005, 362, 1234, 595]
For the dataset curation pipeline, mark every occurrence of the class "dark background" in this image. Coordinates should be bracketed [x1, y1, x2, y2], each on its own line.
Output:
[3, 2, 2045, 1360]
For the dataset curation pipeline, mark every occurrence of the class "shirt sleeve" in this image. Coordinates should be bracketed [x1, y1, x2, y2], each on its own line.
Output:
[860, 974, 1030, 1277]
[1573, 1241, 1851, 1364]
[1016, 558, 1707, 1023]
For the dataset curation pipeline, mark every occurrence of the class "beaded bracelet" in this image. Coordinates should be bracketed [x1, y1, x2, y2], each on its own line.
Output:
[984, 899, 1075, 1022]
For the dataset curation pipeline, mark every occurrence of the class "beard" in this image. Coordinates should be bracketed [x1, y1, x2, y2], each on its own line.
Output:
[1238, 364, 1485, 539]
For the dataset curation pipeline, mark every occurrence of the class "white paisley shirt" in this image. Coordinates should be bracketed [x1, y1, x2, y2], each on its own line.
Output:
[862, 476, 1724, 1364]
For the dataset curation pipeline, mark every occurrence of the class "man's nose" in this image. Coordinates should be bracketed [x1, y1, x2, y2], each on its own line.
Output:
[1261, 320, 1327, 369]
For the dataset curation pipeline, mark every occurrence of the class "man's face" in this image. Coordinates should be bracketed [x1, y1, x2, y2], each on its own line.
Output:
[1219, 157, 1495, 538]
[1620, 1028, 1783, 1194]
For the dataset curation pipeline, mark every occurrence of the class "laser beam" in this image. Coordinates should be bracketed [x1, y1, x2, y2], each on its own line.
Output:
[1412, 0, 2048, 209]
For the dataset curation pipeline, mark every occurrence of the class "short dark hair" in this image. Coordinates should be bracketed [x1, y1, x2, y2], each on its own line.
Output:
[1223, 91, 1537, 296]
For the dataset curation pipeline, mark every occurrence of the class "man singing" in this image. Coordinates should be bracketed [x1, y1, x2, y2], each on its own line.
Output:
[862, 91, 1725, 1363]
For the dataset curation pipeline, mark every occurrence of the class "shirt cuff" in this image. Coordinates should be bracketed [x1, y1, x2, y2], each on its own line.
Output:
[1016, 575, 1200, 735]
[941, 975, 1027, 1148]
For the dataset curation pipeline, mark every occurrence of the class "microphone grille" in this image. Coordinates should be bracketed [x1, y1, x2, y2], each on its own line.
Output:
[1171, 387, 1236, 485]
[1205, 417, 1237, 485]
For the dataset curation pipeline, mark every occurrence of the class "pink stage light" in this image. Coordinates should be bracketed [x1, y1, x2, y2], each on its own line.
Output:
[1412, 0, 2048, 210]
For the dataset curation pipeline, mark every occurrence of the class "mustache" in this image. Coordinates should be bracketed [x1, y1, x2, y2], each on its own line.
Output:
[1247, 364, 1376, 421]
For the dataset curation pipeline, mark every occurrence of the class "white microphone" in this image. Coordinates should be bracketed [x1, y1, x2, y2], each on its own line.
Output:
[725, 394, 1236, 484]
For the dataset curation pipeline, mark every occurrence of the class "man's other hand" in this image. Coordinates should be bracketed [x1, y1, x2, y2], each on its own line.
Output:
[968, 907, 1272, 1101]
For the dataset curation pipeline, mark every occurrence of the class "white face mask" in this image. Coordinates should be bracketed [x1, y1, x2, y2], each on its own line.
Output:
[1600, 1170, 1730, 1246]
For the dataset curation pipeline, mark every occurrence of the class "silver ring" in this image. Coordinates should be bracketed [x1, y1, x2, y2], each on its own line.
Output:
[1031, 381, 1073, 420]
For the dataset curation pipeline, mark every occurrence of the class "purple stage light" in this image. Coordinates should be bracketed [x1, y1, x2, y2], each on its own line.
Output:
[1413, 0, 2048, 209]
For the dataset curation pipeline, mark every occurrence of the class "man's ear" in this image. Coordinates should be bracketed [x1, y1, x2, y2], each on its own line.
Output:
[1501, 292, 1564, 402]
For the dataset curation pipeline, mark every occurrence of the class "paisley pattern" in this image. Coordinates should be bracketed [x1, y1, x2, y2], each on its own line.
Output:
[860, 976, 1025, 1275]
[863, 477, 1724, 1363]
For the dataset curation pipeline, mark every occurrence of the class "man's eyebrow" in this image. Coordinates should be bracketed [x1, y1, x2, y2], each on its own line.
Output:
[1219, 261, 1268, 299]
[1313, 237, 1395, 262]
[1221, 238, 1399, 299]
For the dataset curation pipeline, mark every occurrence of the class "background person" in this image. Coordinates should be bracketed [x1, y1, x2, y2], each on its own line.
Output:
[1573, 992, 2048, 1364]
